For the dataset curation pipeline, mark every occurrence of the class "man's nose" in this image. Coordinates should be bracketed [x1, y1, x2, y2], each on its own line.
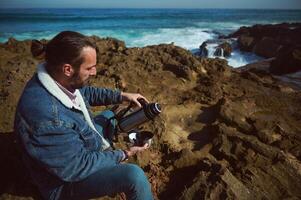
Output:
[90, 67, 97, 76]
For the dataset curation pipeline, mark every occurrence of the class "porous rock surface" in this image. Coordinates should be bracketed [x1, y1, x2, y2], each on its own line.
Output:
[0, 36, 301, 200]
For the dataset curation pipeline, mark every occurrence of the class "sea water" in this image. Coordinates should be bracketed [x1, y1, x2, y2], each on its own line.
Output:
[1, 8, 301, 67]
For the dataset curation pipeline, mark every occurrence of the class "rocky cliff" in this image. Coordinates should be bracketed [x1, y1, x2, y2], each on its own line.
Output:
[0, 35, 301, 200]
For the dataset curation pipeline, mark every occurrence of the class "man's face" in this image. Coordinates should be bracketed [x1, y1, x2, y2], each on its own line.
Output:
[70, 46, 97, 90]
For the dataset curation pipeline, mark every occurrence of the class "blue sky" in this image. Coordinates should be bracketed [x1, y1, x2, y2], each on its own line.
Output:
[1, 0, 301, 9]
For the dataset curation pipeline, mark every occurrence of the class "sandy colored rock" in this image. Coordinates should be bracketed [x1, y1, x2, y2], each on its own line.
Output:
[1, 36, 301, 200]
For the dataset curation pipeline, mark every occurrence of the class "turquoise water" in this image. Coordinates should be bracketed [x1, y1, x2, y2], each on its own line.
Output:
[1, 8, 301, 66]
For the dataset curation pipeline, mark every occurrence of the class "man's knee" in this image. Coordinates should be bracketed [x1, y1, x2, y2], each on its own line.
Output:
[123, 164, 149, 187]
[100, 110, 115, 119]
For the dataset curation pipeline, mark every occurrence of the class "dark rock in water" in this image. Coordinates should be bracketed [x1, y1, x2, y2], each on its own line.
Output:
[198, 40, 233, 58]
[214, 47, 223, 57]
[229, 23, 301, 43]
[253, 37, 282, 58]
[198, 42, 209, 57]
[237, 58, 301, 90]
[214, 42, 232, 57]
[220, 42, 232, 57]
[228, 23, 301, 74]
[238, 35, 255, 51]
[228, 26, 250, 38]
[270, 45, 301, 75]
[236, 58, 273, 73]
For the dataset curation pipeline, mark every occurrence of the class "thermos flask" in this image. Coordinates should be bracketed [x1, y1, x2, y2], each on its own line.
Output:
[117, 98, 161, 132]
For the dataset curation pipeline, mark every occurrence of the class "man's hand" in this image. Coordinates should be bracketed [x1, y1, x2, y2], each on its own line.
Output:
[124, 143, 149, 158]
[120, 92, 149, 107]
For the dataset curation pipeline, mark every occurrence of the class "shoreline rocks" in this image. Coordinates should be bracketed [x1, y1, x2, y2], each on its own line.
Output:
[228, 23, 301, 75]
[214, 42, 232, 57]
[196, 39, 233, 58]
[1, 34, 301, 200]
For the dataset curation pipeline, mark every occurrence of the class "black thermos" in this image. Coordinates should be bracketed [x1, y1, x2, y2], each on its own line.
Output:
[117, 99, 161, 132]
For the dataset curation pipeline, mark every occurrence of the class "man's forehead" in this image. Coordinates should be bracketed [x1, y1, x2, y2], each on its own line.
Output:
[81, 46, 96, 55]
[80, 46, 97, 66]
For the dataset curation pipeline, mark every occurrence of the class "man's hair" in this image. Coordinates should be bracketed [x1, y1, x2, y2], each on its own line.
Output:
[31, 31, 97, 74]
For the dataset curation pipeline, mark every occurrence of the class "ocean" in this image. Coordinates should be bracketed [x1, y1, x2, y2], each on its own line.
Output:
[1, 8, 301, 67]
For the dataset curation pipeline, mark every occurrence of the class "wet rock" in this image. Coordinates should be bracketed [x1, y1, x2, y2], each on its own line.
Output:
[229, 23, 301, 44]
[228, 23, 301, 74]
[213, 47, 223, 57]
[214, 42, 232, 57]
[236, 58, 273, 73]
[238, 35, 255, 51]
[270, 46, 301, 75]
[198, 42, 209, 57]
[253, 37, 282, 58]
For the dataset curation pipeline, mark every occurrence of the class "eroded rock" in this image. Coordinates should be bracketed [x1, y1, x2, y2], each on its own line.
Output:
[1, 35, 301, 200]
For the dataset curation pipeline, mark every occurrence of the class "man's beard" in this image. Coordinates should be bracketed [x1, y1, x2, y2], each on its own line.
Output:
[69, 71, 87, 91]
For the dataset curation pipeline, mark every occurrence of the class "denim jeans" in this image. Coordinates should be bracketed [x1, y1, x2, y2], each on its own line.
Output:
[59, 163, 153, 200]
[59, 110, 153, 200]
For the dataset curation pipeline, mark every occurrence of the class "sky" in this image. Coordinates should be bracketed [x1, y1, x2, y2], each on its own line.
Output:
[1, 0, 301, 9]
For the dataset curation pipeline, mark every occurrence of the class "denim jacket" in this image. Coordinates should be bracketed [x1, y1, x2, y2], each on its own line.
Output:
[14, 72, 124, 200]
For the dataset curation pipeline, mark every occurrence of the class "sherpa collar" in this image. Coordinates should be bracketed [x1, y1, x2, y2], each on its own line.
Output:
[37, 63, 110, 150]
[37, 63, 82, 110]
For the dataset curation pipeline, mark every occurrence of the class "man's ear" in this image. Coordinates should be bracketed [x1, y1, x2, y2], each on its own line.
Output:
[62, 64, 74, 77]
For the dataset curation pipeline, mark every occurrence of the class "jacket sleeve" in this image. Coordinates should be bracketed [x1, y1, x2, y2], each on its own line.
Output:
[21, 124, 124, 182]
[80, 86, 122, 106]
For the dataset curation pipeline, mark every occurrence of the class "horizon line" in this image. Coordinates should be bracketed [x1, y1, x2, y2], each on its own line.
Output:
[1, 7, 301, 10]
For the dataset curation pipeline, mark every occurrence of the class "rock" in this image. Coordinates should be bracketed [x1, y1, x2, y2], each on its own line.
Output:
[270, 46, 301, 75]
[220, 169, 253, 200]
[236, 58, 273, 73]
[228, 23, 301, 74]
[117, 78, 127, 89]
[174, 148, 202, 169]
[214, 47, 223, 57]
[228, 26, 250, 38]
[221, 42, 232, 57]
[238, 35, 255, 51]
[164, 64, 194, 80]
[229, 23, 301, 43]
[178, 160, 229, 200]
[4, 37, 31, 54]
[197, 39, 233, 58]
[219, 98, 256, 133]
[89, 36, 126, 54]
[253, 37, 282, 58]
[214, 42, 232, 57]
[257, 129, 282, 144]
[198, 42, 209, 57]
[1, 34, 301, 200]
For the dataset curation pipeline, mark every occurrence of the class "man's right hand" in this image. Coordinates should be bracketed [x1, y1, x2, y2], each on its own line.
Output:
[124, 143, 149, 158]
